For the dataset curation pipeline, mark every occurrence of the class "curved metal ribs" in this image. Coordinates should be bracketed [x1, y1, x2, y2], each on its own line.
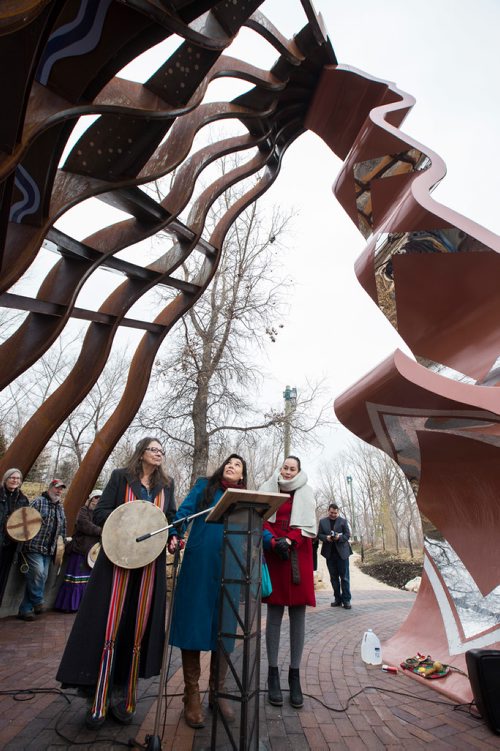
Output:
[306, 66, 500, 701]
[0, 0, 335, 530]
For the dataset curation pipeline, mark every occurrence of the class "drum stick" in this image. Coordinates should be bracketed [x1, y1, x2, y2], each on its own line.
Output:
[135, 507, 211, 542]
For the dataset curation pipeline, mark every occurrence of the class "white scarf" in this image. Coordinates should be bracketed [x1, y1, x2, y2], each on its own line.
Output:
[259, 469, 317, 538]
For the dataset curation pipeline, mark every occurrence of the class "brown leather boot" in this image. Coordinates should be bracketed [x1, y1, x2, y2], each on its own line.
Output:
[209, 651, 235, 723]
[181, 650, 205, 728]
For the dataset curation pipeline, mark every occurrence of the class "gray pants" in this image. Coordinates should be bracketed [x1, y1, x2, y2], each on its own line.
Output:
[266, 604, 305, 670]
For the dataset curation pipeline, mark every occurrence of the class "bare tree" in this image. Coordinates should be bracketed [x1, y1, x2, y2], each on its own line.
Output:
[0, 429, 6, 459]
[0, 330, 80, 444]
[0, 308, 26, 341]
[317, 440, 423, 556]
[0, 330, 129, 483]
[136, 173, 330, 485]
[51, 350, 129, 472]
[317, 461, 343, 517]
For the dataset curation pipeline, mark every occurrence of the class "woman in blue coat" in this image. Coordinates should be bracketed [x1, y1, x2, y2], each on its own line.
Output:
[167, 453, 247, 729]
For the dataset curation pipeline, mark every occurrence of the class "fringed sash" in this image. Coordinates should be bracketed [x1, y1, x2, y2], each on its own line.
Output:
[91, 484, 165, 720]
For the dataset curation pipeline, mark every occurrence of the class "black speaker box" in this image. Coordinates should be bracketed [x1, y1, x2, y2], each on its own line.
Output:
[465, 649, 500, 735]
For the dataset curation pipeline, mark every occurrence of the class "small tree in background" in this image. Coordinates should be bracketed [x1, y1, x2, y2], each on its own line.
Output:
[317, 440, 423, 557]
[24, 446, 52, 485]
[0, 429, 7, 461]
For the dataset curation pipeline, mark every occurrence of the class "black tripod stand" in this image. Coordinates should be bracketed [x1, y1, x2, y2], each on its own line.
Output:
[133, 510, 211, 750]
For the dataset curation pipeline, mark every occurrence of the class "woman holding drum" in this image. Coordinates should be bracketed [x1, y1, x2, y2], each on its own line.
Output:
[57, 437, 176, 729]
[54, 489, 103, 613]
[0, 468, 29, 605]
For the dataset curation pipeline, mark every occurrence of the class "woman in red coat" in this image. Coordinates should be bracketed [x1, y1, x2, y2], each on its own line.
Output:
[260, 456, 316, 709]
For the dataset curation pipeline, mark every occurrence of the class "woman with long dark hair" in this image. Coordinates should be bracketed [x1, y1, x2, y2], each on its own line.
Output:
[259, 455, 316, 710]
[57, 437, 176, 729]
[167, 453, 247, 729]
[0, 468, 29, 605]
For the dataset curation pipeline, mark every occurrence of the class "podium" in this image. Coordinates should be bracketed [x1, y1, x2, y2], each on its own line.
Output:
[205, 489, 289, 751]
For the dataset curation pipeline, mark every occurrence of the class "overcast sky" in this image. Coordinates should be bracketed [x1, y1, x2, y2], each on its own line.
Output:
[249, 0, 500, 476]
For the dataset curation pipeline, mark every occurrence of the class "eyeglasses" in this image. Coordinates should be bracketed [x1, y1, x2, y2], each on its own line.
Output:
[145, 447, 165, 456]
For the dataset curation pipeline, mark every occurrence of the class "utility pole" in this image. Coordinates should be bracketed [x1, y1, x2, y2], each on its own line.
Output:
[283, 385, 297, 459]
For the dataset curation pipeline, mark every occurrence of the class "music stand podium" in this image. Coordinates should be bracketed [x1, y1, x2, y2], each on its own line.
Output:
[205, 489, 289, 751]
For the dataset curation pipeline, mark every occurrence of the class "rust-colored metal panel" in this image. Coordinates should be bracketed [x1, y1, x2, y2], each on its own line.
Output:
[394, 251, 500, 381]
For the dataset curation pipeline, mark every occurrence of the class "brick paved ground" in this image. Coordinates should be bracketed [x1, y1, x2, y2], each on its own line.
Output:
[1, 559, 499, 750]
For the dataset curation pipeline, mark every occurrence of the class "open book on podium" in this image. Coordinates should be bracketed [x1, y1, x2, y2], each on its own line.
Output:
[205, 488, 290, 523]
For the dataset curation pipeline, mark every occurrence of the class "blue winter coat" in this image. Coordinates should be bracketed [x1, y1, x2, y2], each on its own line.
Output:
[169, 477, 227, 652]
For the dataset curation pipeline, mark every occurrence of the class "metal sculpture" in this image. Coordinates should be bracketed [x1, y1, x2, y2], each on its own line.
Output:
[0, 0, 335, 530]
[306, 68, 500, 701]
[1, 0, 498, 705]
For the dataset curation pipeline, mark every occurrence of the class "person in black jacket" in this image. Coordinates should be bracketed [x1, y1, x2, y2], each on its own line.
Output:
[54, 490, 103, 613]
[56, 437, 176, 729]
[0, 468, 29, 605]
[318, 503, 353, 609]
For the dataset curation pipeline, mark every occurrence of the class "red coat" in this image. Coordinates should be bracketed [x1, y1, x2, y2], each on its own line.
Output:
[263, 496, 316, 607]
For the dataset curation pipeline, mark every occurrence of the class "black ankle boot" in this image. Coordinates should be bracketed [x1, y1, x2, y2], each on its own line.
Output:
[267, 666, 283, 706]
[288, 668, 303, 708]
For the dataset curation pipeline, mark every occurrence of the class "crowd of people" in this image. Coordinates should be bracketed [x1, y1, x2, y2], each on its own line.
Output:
[0, 441, 353, 731]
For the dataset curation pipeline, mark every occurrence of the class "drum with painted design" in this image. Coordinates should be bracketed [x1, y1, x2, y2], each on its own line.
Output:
[6, 506, 42, 541]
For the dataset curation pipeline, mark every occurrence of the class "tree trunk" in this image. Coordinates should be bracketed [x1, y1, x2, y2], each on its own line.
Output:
[406, 522, 414, 558]
[190, 380, 210, 486]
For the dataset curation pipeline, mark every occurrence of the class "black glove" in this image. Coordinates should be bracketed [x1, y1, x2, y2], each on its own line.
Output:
[274, 537, 290, 560]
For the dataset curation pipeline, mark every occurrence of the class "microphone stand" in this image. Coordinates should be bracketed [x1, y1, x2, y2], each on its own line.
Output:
[135, 507, 211, 750]
[142, 543, 181, 751]
[135, 507, 211, 543]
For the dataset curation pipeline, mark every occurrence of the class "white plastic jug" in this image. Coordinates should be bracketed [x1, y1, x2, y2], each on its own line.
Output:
[361, 629, 382, 665]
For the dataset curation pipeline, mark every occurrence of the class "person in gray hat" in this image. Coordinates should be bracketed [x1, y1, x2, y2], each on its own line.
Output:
[0, 468, 29, 605]
[54, 489, 102, 613]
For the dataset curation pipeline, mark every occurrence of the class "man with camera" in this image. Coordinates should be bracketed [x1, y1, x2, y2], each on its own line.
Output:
[318, 503, 352, 609]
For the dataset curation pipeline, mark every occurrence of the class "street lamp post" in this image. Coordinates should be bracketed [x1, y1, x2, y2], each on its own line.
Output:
[346, 475, 362, 559]
[346, 475, 354, 522]
[283, 385, 297, 459]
